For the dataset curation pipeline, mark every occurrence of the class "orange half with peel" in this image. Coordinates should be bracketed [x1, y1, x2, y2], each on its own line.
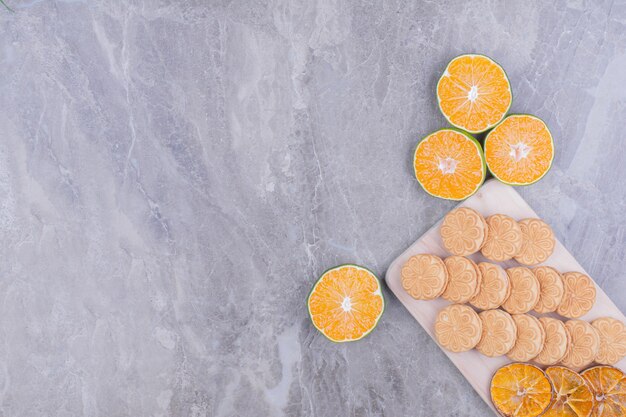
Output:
[437, 54, 512, 133]
[307, 264, 384, 343]
[413, 129, 486, 200]
[484, 114, 554, 186]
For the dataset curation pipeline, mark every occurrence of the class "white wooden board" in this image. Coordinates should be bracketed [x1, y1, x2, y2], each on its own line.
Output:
[385, 179, 626, 415]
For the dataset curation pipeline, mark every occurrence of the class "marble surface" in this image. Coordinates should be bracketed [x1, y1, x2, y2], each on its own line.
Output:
[0, 0, 625, 416]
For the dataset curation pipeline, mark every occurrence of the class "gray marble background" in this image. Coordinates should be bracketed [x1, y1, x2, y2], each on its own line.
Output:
[0, 0, 625, 416]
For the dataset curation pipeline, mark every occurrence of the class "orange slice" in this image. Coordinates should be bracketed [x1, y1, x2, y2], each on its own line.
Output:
[307, 265, 384, 342]
[581, 366, 626, 417]
[484, 114, 554, 185]
[544, 366, 594, 417]
[490, 363, 554, 417]
[413, 129, 486, 200]
[437, 54, 512, 133]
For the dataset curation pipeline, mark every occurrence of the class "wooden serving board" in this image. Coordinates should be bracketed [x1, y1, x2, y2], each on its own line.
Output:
[385, 179, 626, 415]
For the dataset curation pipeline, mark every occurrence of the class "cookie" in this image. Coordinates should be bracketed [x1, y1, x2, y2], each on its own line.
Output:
[476, 309, 517, 357]
[401, 254, 448, 300]
[533, 266, 564, 314]
[514, 218, 556, 265]
[534, 317, 571, 366]
[561, 320, 600, 369]
[501, 267, 540, 314]
[442, 256, 481, 304]
[557, 272, 596, 318]
[440, 207, 488, 256]
[481, 214, 523, 262]
[507, 314, 546, 362]
[470, 262, 511, 310]
[434, 304, 482, 353]
[592, 317, 626, 365]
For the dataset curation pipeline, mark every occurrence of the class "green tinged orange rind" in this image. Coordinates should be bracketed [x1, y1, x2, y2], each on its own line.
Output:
[413, 128, 486, 201]
[307, 264, 384, 343]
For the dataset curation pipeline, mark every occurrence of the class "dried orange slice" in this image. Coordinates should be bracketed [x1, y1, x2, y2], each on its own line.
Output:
[581, 366, 626, 417]
[307, 265, 384, 342]
[490, 363, 554, 417]
[413, 129, 486, 200]
[484, 114, 554, 186]
[437, 54, 512, 133]
[544, 366, 594, 417]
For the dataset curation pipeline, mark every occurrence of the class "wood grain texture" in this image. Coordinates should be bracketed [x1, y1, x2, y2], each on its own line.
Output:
[385, 179, 626, 415]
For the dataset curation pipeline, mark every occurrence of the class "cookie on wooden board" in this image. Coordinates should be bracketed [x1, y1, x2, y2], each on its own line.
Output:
[560, 319, 600, 369]
[514, 218, 555, 265]
[476, 309, 517, 357]
[532, 266, 564, 314]
[501, 267, 540, 314]
[442, 256, 481, 304]
[434, 304, 483, 353]
[470, 262, 511, 310]
[507, 314, 546, 362]
[401, 254, 448, 300]
[534, 317, 571, 366]
[592, 317, 626, 365]
[481, 214, 523, 262]
[557, 272, 596, 319]
[440, 207, 488, 256]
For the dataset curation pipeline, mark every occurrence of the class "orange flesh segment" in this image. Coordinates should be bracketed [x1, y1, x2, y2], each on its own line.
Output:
[414, 130, 484, 200]
[438, 55, 512, 133]
[485, 115, 554, 185]
[308, 266, 383, 342]
[545, 366, 594, 417]
[491, 363, 553, 417]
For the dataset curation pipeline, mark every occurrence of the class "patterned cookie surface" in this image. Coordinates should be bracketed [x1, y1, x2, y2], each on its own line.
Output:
[401, 254, 448, 300]
[481, 214, 523, 262]
[535, 317, 571, 366]
[442, 256, 481, 304]
[470, 262, 510, 310]
[533, 266, 564, 314]
[561, 320, 600, 369]
[507, 314, 546, 362]
[557, 272, 596, 319]
[440, 207, 487, 256]
[434, 304, 482, 353]
[476, 309, 517, 357]
[501, 267, 540, 314]
[514, 218, 555, 265]
[592, 317, 626, 365]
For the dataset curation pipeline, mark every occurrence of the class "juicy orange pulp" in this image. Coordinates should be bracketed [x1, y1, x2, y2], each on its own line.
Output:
[491, 363, 553, 417]
[307, 265, 384, 342]
[437, 54, 512, 133]
[581, 366, 626, 417]
[484, 114, 554, 185]
[544, 366, 594, 417]
[413, 129, 485, 200]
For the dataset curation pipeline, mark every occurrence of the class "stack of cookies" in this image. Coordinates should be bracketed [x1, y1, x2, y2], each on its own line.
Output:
[400, 207, 626, 369]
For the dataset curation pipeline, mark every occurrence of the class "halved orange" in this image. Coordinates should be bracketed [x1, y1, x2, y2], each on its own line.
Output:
[544, 366, 594, 417]
[484, 114, 554, 185]
[490, 363, 554, 417]
[413, 129, 486, 200]
[581, 366, 626, 417]
[307, 264, 384, 343]
[437, 54, 512, 133]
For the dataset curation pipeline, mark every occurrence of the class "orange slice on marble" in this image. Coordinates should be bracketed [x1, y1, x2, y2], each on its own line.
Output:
[437, 54, 512, 134]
